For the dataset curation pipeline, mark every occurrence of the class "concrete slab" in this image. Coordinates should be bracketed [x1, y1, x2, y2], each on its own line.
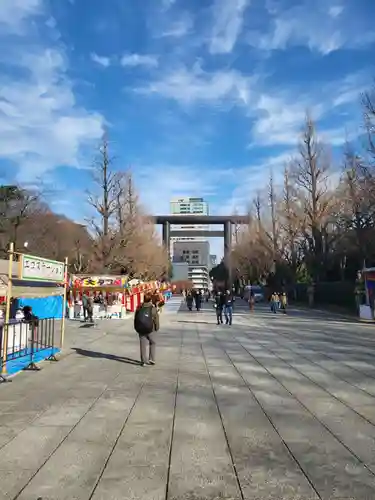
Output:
[1, 303, 375, 499]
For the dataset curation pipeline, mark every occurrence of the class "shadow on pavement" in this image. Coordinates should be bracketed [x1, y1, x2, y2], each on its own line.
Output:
[73, 348, 141, 365]
[176, 320, 215, 325]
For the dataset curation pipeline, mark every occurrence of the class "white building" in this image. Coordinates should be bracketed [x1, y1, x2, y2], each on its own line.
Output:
[173, 241, 210, 289]
[170, 197, 209, 251]
[188, 265, 210, 290]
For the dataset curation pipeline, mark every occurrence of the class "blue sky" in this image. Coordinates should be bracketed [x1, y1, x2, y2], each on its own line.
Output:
[0, 0, 374, 259]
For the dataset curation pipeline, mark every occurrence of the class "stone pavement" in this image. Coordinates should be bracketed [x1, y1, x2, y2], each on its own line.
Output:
[1, 300, 375, 499]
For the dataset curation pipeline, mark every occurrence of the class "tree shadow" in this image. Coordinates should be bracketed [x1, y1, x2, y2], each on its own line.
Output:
[176, 320, 216, 325]
[73, 348, 141, 365]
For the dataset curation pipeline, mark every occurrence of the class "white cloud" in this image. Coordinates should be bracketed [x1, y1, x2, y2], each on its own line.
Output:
[0, 1, 104, 181]
[249, 71, 366, 147]
[214, 151, 293, 216]
[0, 0, 41, 34]
[250, 94, 323, 146]
[121, 53, 159, 68]
[162, 0, 176, 9]
[90, 53, 111, 67]
[248, 1, 374, 55]
[135, 62, 252, 106]
[329, 5, 344, 18]
[209, 0, 249, 54]
[161, 13, 193, 38]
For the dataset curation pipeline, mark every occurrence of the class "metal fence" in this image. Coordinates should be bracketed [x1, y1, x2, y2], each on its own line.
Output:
[0, 318, 58, 382]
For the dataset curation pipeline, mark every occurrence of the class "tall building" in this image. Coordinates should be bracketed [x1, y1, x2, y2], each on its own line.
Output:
[173, 241, 210, 290]
[170, 197, 210, 289]
[170, 197, 209, 249]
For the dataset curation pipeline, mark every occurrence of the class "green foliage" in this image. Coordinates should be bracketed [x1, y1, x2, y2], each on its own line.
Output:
[209, 261, 228, 282]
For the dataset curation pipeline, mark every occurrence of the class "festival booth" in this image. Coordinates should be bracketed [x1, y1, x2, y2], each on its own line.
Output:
[358, 268, 375, 322]
[1, 249, 67, 380]
[68, 276, 160, 319]
[159, 282, 172, 301]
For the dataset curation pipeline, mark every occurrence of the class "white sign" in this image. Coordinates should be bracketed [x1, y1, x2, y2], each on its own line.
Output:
[19, 255, 65, 282]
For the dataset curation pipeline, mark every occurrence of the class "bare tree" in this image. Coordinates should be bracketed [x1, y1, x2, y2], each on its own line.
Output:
[87, 135, 123, 271]
[291, 115, 336, 280]
[0, 185, 44, 256]
[279, 166, 303, 280]
[362, 84, 375, 165]
[266, 171, 280, 260]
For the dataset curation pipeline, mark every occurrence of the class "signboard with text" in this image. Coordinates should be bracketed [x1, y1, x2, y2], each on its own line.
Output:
[72, 275, 126, 288]
[19, 255, 65, 282]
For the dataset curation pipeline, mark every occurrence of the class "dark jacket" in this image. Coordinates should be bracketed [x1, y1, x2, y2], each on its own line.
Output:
[215, 294, 225, 309]
[134, 302, 160, 333]
[224, 294, 234, 306]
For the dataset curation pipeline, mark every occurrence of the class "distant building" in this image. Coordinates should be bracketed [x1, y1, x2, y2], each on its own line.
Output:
[188, 265, 210, 290]
[170, 197, 209, 253]
[173, 241, 210, 289]
[172, 262, 189, 282]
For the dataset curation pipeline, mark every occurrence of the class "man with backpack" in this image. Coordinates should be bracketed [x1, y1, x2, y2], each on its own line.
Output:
[134, 293, 160, 366]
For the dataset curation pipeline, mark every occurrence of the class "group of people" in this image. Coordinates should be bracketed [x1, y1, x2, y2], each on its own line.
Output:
[185, 289, 204, 311]
[214, 290, 235, 325]
[270, 292, 288, 313]
[133, 287, 288, 368]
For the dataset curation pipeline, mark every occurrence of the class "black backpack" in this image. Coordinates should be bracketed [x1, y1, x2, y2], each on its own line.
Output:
[134, 305, 154, 335]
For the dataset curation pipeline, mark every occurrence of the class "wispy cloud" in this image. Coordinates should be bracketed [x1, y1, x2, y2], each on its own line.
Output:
[161, 0, 177, 10]
[135, 62, 252, 106]
[90, 52, 111, 67]
[328, 5, 344, 18]
[160, 13, 193, 38]
[0, 0, 42, 34]
[248, 0, 375, 55]
[121, 53, 159, 68]
[0, 1, 104, 181]
[209, 0, 249, 54]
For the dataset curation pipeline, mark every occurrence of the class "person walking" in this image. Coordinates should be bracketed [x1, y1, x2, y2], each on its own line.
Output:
[214, 291, 225, 325]
[186, 291, 194, 311]
[86, 296, 94, 323]
[280, 292, 288, 314]
[249, 289, 255, 311]
[82, 293, 89, 321]
[134, 293, 159, 367]
[270, 293, 277, 314]
[224, 289, 234, 325]
[195, 290, 202, 311]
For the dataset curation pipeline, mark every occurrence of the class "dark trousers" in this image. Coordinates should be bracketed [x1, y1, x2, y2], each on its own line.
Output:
[139, 333, 156, 363]
[87, 308, 93, 322]
[216, 307, 223, 324]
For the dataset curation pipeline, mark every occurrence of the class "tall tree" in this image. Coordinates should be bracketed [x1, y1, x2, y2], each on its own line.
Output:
[87, 135, 123, 271]
[291, 115, 336, 281]
[0, 185, 43, 256]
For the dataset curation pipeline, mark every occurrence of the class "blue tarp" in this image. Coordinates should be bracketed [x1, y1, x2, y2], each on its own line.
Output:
[16, 296, 63, 319]
[5, 347, 61, 376]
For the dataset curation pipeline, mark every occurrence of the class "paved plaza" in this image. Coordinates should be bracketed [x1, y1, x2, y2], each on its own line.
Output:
[1, 299, 375, 499]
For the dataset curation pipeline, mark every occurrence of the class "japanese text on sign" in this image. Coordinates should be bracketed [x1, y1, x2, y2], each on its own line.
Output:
[19, 255, 65, 282]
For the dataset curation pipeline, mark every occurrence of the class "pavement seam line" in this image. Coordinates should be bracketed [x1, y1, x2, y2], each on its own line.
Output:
[209, 327, 323, 500]
[228, 328, 375, 480]
[196, 323, 245, 500]
[87, 380, 147, 500]
[263, 321, 375, 388]
[244, 323, 375, 429]
[11, 367, 126, 500]
[164, 324, 184, 500]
